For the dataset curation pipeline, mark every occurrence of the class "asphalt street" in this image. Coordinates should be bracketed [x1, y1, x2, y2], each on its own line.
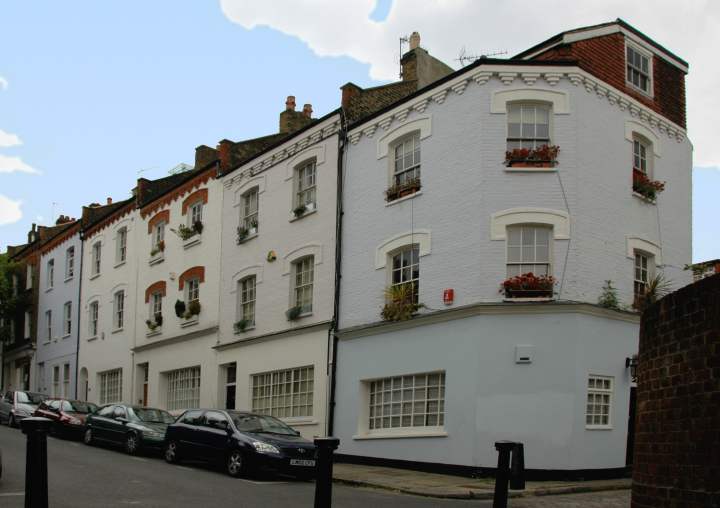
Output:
[0, 424, 629, 507]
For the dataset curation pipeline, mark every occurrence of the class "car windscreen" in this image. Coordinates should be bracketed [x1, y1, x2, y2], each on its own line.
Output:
[132, 408, 175, 424]
[231, 414, 297, 436]
[17, 392, 45, 404]
[62, 401, 98, 414]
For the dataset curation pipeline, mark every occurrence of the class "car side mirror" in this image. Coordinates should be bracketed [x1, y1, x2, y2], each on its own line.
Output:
[294, 430, 301, 437]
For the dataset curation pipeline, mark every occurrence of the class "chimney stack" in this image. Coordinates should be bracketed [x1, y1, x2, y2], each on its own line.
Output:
[279, 95, 313, 134]
[107, 197, 113, 205]
[409, 31, 421, 50]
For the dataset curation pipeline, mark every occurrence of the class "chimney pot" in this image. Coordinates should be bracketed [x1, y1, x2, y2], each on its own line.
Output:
[302, 104, 313, 118]
[409, 32, 421, 50]
[107, 197, 112, 205]
[286, 95, 296, 111]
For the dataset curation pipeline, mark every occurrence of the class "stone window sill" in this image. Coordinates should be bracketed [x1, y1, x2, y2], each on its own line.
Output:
[183, 235, 202, 249]
[112, 327, 123, 334]
[45, 287, 53, 293]
[88, 335, 98, 342]
[64, 276, 73, 283]
[146, 329, 162, 338]
[632, 192, 656, 204]
[281, 417, 318, 427]
[180, 317, 199, 328]
[385, 191, 422, 207]
[586, 425, 613, 431]
[234, 325, 256, 335]
[504, 166, 557, 173]
[149, 253, 165, 266]
[289, 207, 317, 223]
[62, 334, 71, 340]
[353, 429, 448, 440]
[89, 273, 100, 281]
[114, 260, 126, 269]
[237, 232, 258, 245]
[503, 297, 554, 303]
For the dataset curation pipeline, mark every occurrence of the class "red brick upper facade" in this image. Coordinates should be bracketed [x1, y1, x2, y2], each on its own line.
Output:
[521, 26, 687, 129]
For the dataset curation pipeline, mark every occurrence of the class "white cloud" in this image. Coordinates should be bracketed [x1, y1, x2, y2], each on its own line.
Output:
[0, 76, 7, 90]
[0, 129, 22, 148]
[0, 154, 40, 174]
[220, 0, 720, 166]
[0, 194, 23, 226]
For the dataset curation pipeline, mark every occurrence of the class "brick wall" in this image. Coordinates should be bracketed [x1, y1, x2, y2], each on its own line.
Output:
[631, 274, 720, 508]
[533, 33, 686, 128]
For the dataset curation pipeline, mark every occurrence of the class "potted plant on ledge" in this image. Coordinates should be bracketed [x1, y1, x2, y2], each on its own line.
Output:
[234, 319, 252, 333]
[286, 305, 303, 321]
[632, 169, 665, 201]
[145, 312, 163, 332]
[505, 145, 560, 168]
[381, 283, 423, 321]
[150, 240, 165, 258]
[385, 177, 421, 202]
[236, 219, 259, 244]
[500, 273, 555, 299]
[184, 300, 201, 320]
[174, 221, 203, 241]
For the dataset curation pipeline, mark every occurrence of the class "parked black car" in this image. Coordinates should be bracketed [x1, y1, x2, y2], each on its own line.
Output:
[0, 390, 46, 427]
[34, 399, 98, 438]
[84, 404, 175, 454]
[164, 410, 316, 478]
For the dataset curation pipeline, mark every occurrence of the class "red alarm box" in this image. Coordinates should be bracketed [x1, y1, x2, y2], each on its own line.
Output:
[443, 288, 454, 305]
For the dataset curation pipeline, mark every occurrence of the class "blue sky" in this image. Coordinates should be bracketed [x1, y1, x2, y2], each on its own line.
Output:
[1, 1, 718, 262]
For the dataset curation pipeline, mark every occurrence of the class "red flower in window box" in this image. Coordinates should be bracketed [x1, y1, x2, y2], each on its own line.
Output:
[632, 168, 665, 201]
[500, 272, 556, 299]
[505, 145, 560, 168]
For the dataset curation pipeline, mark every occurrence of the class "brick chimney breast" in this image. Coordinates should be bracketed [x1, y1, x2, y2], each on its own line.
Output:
[107, 197, 112, 205]
[302, 104, 313, 118]
[286, 95, 296, 111]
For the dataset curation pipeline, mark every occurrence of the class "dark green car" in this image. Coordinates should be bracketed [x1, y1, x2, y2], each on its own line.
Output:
[83, 404, 175, 455]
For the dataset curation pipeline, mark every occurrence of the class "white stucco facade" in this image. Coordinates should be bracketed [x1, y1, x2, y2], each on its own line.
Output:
[216, 115, 340, 438]
[334, 61, 691, 472]
[36, 226, 82, 399]
[77, 203, 138, 405]
[131, 172, 223, 411]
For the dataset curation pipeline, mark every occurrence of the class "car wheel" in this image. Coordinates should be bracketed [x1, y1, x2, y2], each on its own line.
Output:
[83, 428, 94, 446]
[226, 449, 245, 478]
[164, 440, 180, 464]
[124, 433, 140, 455]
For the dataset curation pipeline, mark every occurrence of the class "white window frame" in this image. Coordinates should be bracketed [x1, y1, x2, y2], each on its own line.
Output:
[633, 138, 650, 175]
[366, 371, 446, 433]
[99, 369, 122, 405]
[506, 102, 551, 151]
[186, 278, 200, 303]
[52, 366, 60, 397]
[251, 366, 314, 419]
[634, 251, 654, 302]
[506, 225, 553, 277]
[63, 301, 72, 336]
[45, 310, 52, 342]
[242, 187, 259, 231]
[166, 366, 201, 411]
[188, 201, 203, 227]
[89, 301, 99, 338]
[150, 292, 162, 320]
[153, 221, 165, 248]
[65, 247, 74, 279]
[113, 291, 124, 330]
[389, 245, 420, 304]
[91, 242, 101, 276]
[626, 43, 653, 96]
[47, 259, 54, 289]
[116, 227, 127, 264]
[391, 132, 421, 189]
[586, 375, 613, 429]
[62, 363, 70, 397]
[293, 256, 314, 314]
[238, 276, 256, 326]
[295, 160, 317, 209]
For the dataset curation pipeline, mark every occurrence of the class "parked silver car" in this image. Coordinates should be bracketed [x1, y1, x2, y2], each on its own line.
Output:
[0, 390, 46, 427]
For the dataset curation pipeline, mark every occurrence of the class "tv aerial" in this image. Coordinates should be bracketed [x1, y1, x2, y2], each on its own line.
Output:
[456, 46, 508, 66]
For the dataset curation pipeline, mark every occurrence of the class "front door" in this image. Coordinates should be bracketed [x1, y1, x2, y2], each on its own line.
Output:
[626, 386, 637, 466]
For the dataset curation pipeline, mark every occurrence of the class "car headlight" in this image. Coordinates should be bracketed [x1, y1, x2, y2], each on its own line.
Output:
[252, 441, 280, 454]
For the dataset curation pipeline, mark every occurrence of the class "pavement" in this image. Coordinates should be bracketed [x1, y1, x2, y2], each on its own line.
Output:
[0, 424, 630, 507]
[333, 463, 631, 500]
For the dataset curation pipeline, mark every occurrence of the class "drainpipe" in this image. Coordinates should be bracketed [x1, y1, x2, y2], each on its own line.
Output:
[74, 234, 84, 399]
[327, 109, 347, 437]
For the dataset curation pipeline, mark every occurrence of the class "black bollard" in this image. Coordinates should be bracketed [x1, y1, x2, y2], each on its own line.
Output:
[493, 441, 514, 508]
[314, 437, 340, 508]
[509, 443, 525, 491]
[20, 417, 52, 508]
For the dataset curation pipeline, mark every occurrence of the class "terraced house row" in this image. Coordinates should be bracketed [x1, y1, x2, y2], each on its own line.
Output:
[1, 19, 692, 478]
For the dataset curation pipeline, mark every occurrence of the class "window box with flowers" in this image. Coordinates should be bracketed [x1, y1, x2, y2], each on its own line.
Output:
[174, 221, 204, 249]
[505, 145, 560, 168]
[178, 299, 201, 327]
[145, 313, 163, 336]
[381, 283, 424, 321]
[236, 219, 259, 244]
[632, 169, 665, 202]
[149, 240, 165, 265]
[385, 177, 421, 202]
[501, 273, 556, 300]
[292, 202, 316, 219]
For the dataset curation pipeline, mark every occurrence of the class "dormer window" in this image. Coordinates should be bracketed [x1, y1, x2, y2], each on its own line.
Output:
[627, 45, 651, 95]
